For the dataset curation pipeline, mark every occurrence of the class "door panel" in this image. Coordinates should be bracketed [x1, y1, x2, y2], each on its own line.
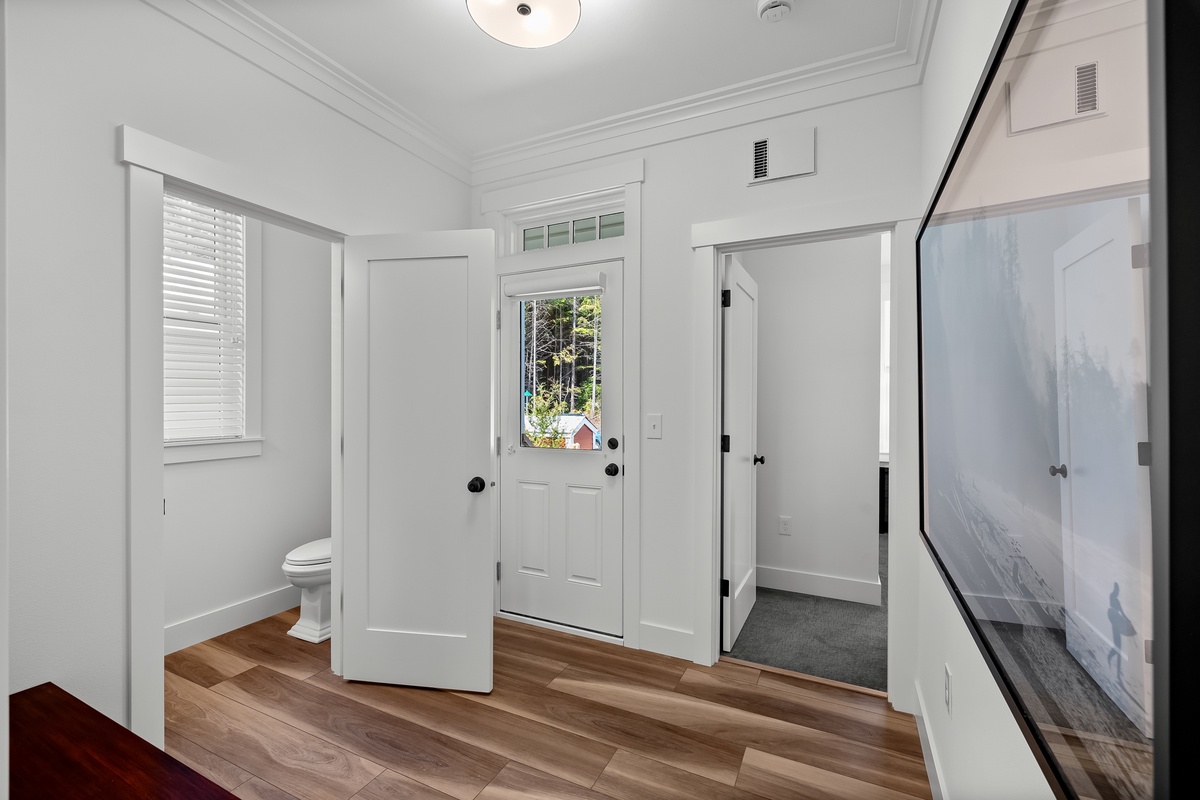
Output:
[1054, 199, 1152, 736]
[499, 259, 623, 636]
[342, 230, 494, 691]
[722, 255, 759, 651]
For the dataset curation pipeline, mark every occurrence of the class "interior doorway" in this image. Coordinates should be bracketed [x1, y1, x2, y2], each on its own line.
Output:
[719, 231, 892, 691]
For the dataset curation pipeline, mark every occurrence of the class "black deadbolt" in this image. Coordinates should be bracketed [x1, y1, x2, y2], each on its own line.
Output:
[605, 463, 620, 477]
[467, 476, 486, 493]
[607, 437, 619, 450]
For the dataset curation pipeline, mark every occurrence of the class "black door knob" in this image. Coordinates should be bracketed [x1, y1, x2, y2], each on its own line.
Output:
[607, 437, 619, 450]
[753, 455, 766, 465]
[1049, 464, 1068, 478]
[467, 476, 486, 493]
[605, 463, 620, 477]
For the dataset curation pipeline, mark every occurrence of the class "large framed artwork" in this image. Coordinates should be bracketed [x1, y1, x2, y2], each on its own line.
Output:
[916, 0, 1195, 797]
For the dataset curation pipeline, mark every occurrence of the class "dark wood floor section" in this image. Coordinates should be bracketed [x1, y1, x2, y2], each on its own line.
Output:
[165, 612, 932, 800]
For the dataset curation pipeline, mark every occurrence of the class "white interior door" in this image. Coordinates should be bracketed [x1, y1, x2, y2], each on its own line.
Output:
[341, 230, 494, 691]
[1054, 198, 1153, 735]
[498, 259, 623, 636]
[722, 255, 759, 650]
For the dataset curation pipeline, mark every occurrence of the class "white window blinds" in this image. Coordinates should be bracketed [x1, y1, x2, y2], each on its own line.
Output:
[163, 195, 247, 441]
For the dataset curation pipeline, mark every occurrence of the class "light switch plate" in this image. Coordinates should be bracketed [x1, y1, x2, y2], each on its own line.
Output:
[646, 413, 663, 439]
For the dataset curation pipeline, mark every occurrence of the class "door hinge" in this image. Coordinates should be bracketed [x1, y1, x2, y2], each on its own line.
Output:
[496, 436, 501, 457]
[1138, 441, 1151, 466]
[721, 579, 730, 597]
[1132, 242, 1150, 270]
[497, 561, 502, 582]
[721, 434, 730, 453]
[497, 309, 501, 329]
[163, 498, 166, 515]
[1145, 638, 1153, 664]
[721, 289, 732, 308]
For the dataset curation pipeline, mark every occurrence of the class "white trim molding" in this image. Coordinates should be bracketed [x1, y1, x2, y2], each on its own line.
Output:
[137, 0, 473, 184]
[138, 0, 941, 185]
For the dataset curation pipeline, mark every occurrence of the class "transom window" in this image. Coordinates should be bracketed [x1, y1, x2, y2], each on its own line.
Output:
[523, 212, 624, 252]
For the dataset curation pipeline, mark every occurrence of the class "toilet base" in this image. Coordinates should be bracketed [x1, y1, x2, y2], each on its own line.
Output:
[287, 583, 331, 643]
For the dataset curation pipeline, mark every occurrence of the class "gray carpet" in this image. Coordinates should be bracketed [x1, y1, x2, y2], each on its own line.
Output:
[727, 534, 888, 690]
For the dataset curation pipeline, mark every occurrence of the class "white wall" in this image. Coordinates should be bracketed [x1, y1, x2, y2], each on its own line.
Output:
[4, 0, 468, 727]
[475, 86, 924, 658]
[1, 0, 10, 792]
[893, 0, 1057, 796]
[739, 236, 882, 605]
[164, 222, 330, 652]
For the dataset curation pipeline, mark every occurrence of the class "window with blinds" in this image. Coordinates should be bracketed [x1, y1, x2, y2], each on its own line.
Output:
[163, 195, 247, 442]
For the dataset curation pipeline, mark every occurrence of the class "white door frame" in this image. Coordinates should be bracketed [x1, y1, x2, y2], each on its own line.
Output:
[121, 126, 350, 744]
[689, 192, 916, 667]
[482, 166, 643, 649]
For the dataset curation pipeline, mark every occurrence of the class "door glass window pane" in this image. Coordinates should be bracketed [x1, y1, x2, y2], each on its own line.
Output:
[523, 227, 545, 251]
[520, 294, 602, 450]
[547, 222, 570, 248]
[573, 217, 597, 243]
[599, 212, 624, 240]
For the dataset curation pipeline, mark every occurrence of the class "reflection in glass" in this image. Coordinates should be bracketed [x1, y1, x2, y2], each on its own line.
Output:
[573, 217, 597, 243]
[599, 212, 624, 240]
[523, 227, 545, 251]
[918, 1, 1153, 798]
[520, 294, 601, 450]
[548, 222, 570, 248]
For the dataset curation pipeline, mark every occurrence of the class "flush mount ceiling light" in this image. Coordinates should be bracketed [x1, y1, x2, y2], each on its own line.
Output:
[467, 0, 581, 48]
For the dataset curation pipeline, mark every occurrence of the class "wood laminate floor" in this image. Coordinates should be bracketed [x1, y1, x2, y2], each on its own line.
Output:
[165, 610, 933, 800]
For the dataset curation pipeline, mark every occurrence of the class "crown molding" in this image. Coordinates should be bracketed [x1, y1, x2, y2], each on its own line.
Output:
[140, 0, 940, 188]
[138, 0, 474, 184]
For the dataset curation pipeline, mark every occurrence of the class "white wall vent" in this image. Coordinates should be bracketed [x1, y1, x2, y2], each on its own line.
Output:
[1075, 62, 1098, 114]
[749, 125, 815, 185]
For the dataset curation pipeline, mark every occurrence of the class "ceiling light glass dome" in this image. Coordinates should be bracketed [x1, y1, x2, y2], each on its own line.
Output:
[466, 0, 581, 49]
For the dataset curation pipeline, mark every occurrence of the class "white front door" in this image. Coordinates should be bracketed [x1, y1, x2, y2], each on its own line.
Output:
[1054, 198, 1153, 736]
[341, 230, 495, 692]
[722, 255, 759, 650]
[498, 258, 623, 636]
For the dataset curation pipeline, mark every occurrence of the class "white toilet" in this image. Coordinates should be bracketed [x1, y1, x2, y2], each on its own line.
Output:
[281, 537, 332, 643]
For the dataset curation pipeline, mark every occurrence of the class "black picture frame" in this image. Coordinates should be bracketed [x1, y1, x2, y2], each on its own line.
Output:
[913, 1, 1194, 797]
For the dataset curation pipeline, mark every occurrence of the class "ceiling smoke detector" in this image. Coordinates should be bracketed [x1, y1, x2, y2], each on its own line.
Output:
[757, 0, 794, 23]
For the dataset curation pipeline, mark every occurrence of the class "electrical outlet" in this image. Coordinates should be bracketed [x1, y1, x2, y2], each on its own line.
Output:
[779, 515, 792, 535]
[944, 664, 953, 718]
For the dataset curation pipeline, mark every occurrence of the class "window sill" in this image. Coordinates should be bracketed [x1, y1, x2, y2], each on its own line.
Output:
[164, 437, 263, 465]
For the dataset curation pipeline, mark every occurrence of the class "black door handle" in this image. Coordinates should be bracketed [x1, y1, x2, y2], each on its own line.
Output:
[467, 476, 486, 493]
[1049, 464, 1068, 478]
[605, 463, 620, 477]
[753, 455, 766, 465]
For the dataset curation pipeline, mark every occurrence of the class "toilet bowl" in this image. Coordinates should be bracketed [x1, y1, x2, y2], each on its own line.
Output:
[282, 537, 332, 643]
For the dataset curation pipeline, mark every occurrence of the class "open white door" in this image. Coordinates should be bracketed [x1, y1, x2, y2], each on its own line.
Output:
[342, 230, 495, 692]
[1054, 199, 1153, 736]
[722, 255, 759, 650]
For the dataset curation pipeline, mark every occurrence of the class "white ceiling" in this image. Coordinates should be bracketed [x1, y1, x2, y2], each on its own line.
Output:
[230, 0, 930, 160]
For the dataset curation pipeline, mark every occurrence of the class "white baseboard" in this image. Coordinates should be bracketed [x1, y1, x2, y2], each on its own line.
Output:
[638, 621, 695, 662]
[757, 565, 882, 606]
[165, 585, 300, 654]
[913, 680, 947, 800]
